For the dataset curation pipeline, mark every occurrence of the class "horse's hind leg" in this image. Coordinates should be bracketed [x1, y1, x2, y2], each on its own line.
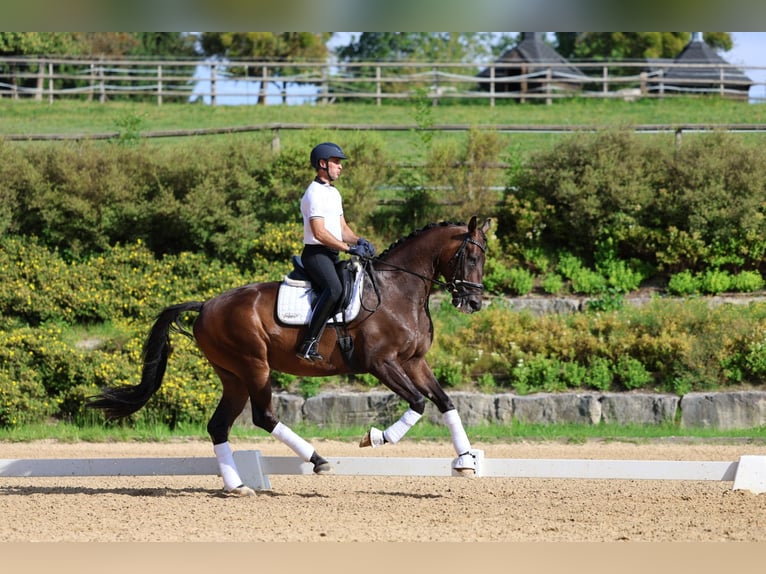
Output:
[248, 381, 334, 475]
[206, 373, 253, 496]
[210, 364, 333, 493]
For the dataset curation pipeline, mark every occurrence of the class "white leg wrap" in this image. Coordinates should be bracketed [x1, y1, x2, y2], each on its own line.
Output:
[271, 422, 315, 462]
[213, 441, 244, 491]
[443, 409, 471, 455]
[382, 408, 422, 444]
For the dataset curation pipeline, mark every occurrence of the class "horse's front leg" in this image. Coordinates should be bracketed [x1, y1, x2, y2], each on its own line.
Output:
[404, 358, 477, 476]
[360, 358, 427, 448]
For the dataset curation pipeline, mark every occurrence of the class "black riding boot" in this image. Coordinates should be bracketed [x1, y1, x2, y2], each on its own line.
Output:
[296, 290, 338, 362]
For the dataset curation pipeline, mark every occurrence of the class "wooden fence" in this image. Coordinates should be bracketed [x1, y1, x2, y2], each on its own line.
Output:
[0, 57, 762, 106]
[6, 122, 766, 149]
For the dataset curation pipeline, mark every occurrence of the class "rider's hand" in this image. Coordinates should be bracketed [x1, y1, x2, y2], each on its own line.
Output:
[348, 244, 367, 257]
[357, 237, 376, 258]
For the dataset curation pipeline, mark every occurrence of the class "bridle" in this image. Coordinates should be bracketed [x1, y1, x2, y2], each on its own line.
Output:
[360, 230, 487, 311]
[447, 234, 486, 299]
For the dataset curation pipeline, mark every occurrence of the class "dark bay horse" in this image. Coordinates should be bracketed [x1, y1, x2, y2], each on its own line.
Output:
[88, 216, 491, 495]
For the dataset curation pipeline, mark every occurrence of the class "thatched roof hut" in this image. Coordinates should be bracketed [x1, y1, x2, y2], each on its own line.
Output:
[477, 32, 587, 96]
[651, 33, 752, 99]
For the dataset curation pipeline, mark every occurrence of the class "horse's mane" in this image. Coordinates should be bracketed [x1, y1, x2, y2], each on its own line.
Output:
[377, 221, 466, 259]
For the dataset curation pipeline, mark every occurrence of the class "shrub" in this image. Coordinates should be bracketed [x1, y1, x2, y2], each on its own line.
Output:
[699, 268, 732, 294]
[540, 273, 565, 295]
[730, 270, 765, 293]
[569, 267, 607, 295]
[484, 259, 535, 295]
[434, 360, 464, 387]
[667, 270, 700, 295]
[615, 356, 653, 390]
[585, 357, 614, 391]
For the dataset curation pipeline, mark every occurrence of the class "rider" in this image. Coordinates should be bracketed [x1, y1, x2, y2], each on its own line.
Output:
[296, 142, 375, 362]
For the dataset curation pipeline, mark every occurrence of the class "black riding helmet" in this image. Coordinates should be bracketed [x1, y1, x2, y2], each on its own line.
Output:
[310, 142, 348, 170]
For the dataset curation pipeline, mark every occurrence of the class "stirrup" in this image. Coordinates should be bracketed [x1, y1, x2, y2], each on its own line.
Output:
[296, 338, 323, 362]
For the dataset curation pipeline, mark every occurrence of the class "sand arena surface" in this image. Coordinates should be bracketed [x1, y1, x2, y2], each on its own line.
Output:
[1, 438, 765, 542]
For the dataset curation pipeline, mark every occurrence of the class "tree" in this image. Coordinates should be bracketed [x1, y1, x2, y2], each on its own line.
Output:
[554, 32, 733, 61]
[198, 32, 330, 104]
[0, 32, 197, 58]
[70, 33, 199, 103]
[336, 32, 500, 62]
[0, 33, 199, 102]
[0, 32, 80, 55]
[334, 32, 501, 99]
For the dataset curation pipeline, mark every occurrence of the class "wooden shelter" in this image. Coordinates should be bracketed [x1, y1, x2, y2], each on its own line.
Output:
[477, 32, 587, 98]
[651, 32, 752, 99]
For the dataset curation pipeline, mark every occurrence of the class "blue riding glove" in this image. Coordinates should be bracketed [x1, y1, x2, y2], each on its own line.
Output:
[348, 244, 367, 257]
[357, 237, 376, 258]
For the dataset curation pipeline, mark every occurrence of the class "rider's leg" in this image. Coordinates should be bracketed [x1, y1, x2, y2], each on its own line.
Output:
[296, 246, 343, 361]
[296, 289, 338, 361]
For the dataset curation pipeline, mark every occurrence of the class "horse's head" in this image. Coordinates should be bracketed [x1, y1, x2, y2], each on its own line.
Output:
[446, 216, 491, 313]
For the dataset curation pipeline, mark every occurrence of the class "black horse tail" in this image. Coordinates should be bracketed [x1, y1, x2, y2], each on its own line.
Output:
[86, 301, 204, 420]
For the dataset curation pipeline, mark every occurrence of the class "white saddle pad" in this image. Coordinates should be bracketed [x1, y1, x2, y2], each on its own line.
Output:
[276, 262, 365, 325]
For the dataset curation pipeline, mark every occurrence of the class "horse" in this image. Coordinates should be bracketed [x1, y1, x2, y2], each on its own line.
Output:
[87, 216, 491, 496]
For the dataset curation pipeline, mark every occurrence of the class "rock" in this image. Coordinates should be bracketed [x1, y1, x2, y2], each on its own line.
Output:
[233, 389, 766, 431]
[512, 393, 601, 425]
[680, 391, 766, 429]
[301, 391, 402, 427]
[600, 393, 679, 425]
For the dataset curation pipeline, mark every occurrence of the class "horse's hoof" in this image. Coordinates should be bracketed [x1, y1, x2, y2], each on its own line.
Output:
[314, 462, 335, 475]
[310, 453, 335, 474]
[359, 427, 384, 448]
[452, 451, 477, 477]
[226, 485, 256, 497]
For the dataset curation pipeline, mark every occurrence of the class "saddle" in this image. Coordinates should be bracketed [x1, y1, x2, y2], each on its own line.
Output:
[276, 256, 365, 326]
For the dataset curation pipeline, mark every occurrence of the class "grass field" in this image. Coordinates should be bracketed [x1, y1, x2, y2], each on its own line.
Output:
[3, 419, 766, 443]
[3, 97, 766, 133]
[3, 96, 766, 162]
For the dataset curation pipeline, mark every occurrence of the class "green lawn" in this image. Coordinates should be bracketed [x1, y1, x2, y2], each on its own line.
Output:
[3, 96, 765, 135]
[3, 420, 765, 444]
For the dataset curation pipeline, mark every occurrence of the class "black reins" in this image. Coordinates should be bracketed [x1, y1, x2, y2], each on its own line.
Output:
[358, 232, 487, 312]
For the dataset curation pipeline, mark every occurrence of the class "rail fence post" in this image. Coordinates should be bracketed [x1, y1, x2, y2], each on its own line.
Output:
[211, 64, 217, 107]
[376, 66, 381, 106]
[490, 63, 495, 107]
[35, 58, 44, 101]
[48, 61, 54, 104]
[157, 64, 163, 106]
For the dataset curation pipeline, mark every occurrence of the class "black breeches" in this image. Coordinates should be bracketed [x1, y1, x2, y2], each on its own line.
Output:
[301, 244, 343, 305]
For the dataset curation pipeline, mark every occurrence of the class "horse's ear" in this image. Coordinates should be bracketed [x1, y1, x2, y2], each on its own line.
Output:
[468, 216, 491, 234]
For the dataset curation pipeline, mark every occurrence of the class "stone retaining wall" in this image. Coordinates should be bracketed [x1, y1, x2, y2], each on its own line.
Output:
[234, 390, 766, 430]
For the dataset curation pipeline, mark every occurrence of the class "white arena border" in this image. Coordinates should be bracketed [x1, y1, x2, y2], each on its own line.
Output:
[1, 450, 764, 493]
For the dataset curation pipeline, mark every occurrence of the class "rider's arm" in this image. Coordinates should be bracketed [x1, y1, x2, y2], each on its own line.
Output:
[310, 217, 353, 252]
[339, 215, 360, 246]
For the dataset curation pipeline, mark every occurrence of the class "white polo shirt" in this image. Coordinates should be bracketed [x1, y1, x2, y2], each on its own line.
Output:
[300, 180, 344, 245]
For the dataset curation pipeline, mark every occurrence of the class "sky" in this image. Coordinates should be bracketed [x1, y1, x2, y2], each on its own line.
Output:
[194, 32, 766, 105]
[724, 32, 766, 100]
